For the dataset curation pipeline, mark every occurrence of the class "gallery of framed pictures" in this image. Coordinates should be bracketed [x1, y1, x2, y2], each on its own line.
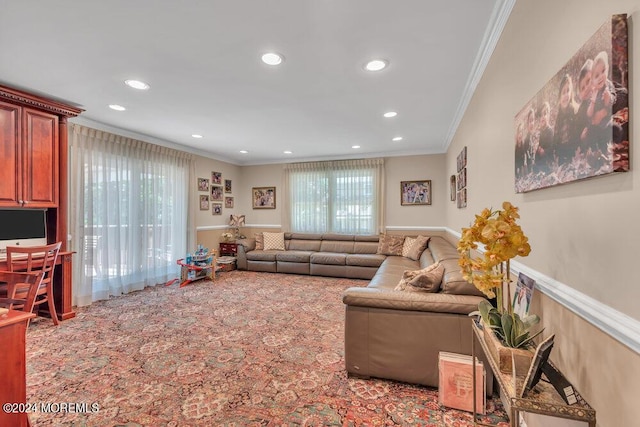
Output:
[514, 14, 629, 193]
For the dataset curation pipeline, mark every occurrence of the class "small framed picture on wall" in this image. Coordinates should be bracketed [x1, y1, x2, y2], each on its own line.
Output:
[400, 180, 432, 206]
[199, 195, 209, 210]
[212, 203, 222, 215]
[212, 171, 222, 185]
[252, 187, 276, 209]
[225, 179, 232, 193]
[225, 196, 234, 208]
[198, 178, 209, 192]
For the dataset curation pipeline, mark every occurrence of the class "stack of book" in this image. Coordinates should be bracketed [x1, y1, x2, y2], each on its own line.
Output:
[438, 351, 486, 414]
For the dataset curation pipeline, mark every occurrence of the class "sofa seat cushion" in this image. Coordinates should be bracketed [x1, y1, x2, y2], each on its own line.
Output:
[276, 250, 313, 263]
[246, 250, 279, 262]
[346, 253, 386, 268]
[310, 252, 346, 265]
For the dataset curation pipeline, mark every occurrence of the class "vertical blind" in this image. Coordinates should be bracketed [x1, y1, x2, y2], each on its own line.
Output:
[68, 124, 194, 306]
[283, 158, 384, 234]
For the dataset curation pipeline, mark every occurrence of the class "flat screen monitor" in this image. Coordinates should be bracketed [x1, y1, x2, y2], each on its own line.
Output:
[0, 209, 47, 254]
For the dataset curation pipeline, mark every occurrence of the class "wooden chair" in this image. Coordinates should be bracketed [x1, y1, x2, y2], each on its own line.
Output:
[0, 271, 45, 317]
[4, 242, 62, 325]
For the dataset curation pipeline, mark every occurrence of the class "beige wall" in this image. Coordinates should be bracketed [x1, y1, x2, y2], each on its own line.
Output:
[446, 1, 640, 425]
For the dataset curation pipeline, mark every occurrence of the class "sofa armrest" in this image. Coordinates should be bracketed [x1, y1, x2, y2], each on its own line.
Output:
[342, 287, 486, 315]
[235, 238, 255, 270]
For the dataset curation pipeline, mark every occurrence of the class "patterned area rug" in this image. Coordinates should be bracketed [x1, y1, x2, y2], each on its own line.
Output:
[26, 271, 509, 426]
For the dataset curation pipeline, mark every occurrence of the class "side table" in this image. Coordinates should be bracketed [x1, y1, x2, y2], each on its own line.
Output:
[471, 319, 595, 426]
[219, 242, 238, 257]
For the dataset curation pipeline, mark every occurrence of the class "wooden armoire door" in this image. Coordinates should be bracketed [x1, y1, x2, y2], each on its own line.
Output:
[0, 101, 22, 207]
[22, 107, 59, 207]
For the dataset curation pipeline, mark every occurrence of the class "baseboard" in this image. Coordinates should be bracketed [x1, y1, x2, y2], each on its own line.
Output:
[444, 227, 640, 354]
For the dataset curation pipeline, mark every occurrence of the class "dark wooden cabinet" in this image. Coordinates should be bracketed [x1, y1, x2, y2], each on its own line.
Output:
[0, 85, 82, 249]
[0, 311, 35, 427]
[0, 102, 59, 207]
[219, 242, 238, 257]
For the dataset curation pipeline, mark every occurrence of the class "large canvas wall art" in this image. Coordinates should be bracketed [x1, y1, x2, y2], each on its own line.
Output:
[515, 14, 628, 193]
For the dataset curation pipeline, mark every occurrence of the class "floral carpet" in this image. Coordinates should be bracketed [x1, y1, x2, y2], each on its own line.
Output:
[26, 271, 509, 426]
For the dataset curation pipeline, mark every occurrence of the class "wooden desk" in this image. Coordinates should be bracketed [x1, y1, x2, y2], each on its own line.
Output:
[0, 251, 75, 321]
[0, 310, 35, 427]
[471, 320, 595, 426]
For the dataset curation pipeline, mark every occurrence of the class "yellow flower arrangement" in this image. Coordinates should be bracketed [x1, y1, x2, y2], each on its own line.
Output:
[457, 202, 531, 306]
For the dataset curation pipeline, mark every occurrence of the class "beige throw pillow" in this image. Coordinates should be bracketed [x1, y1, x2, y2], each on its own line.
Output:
[255, 233, 264, 250]
[402, 235, 431, 261]
[263, 232, 285, 251]
[376, 234, 405, 256]
[394, 262, 444, 293]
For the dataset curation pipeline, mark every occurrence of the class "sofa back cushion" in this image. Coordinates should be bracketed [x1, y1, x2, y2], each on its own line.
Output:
[427, 236, 486, 297]
[289, 239, 322, 251]
[320, 240, 355, 253]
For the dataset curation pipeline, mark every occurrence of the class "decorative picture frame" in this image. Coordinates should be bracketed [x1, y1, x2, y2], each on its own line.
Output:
[225, 196, 234, 209]
[224, 179, 232, 193]
[197, 178, 209, 192]
[199, 195, 209, 210]
[400, 180, 432, 206]
[515, 14, 629, 193]
[450, 175, 457, 201]
[457, 188, 467, 209]
[211, 185, 223, 201]
[457, 168, 467, 190]
[457, 146, 467, 172]
[212, 203, 222, 215]
[211, 171, 222, 185]
[252, 187, 276, 209]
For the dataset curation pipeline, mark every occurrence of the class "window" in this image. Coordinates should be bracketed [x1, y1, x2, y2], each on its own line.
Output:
[285, 158, 384, 234]
[69, 124, 193, 306]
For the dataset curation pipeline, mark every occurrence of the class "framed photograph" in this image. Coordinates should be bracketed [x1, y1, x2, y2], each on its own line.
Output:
[224, 179, 232, 193]
[225, 196, 234, 209]
[457, 146, 467, 172]
[197, 177, 209, 192]
[199, 195, 209, 210]
[252, 187, 276, 209]
[212, 203, 222, 215]
[515, 14, 628, 193]
[521, 334, 556, 397]
[457, 188, 467, 209]
[450, 175, 456, 201]
[211, 185, 223, 201]
[457, 168, 467, 190]
[513, 272, 536, 318]
[400, 180, 431, 205]
[211, 171, 222, 185]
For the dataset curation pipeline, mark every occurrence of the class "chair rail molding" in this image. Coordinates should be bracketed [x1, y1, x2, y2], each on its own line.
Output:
[444, 227, 640, 354]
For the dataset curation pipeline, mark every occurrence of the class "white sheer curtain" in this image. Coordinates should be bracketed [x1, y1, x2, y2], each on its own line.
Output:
[68, 124, 194, 306]
[283, 158, 385, 234]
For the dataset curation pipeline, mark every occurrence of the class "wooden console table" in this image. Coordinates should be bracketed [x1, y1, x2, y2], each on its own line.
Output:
[471, 320, 595, 427]
[0, 251, 75, 321]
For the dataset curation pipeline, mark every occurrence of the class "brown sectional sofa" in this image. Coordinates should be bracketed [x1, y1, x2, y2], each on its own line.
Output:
[236, 233, 385, 279]
[237, 233, 493, 393]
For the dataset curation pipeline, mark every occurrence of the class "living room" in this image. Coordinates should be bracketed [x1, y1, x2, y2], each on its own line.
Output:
[1, 0, 638, 426]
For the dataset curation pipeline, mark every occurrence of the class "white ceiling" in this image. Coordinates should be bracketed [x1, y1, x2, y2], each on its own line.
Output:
[0, 0, 512, 165]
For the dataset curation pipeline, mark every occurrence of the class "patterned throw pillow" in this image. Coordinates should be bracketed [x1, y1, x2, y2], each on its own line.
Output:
[394, 262, 444, 293]
[376, 234, 405, 256]
[255, 233, 264, 250]
[402, 235, 431, 261]
[263, 232, 285, 251]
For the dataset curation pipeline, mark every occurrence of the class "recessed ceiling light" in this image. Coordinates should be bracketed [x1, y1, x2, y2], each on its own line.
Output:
[240, 150, 249, 154]
[392, 136, 403, 141]
[109, 104, 126, 111]
[124, 79, 150, 90]
[261, 52, 284, 65]
[192, 134, 203, 139]
[364, 59, 388, 71]
[383, 111, 397, 118]
[283, 150, 293, 154]
[352, 145, 361, 149]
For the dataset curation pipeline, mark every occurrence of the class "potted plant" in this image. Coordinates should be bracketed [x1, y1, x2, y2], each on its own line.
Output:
[457, 201, 542, 374]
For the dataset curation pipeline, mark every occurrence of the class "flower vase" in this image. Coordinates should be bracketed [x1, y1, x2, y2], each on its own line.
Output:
[482, 322, 534, 376]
